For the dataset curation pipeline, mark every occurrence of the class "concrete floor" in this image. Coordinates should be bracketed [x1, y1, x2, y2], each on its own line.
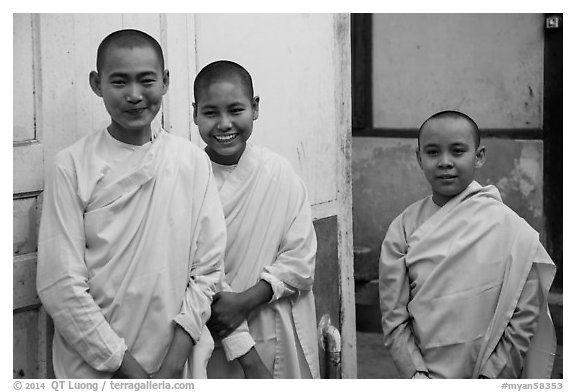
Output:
[356, 331, 563, 379]
[356, 331, 399, 378]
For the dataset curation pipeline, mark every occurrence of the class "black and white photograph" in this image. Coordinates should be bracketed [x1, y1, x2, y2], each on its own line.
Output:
[11, 10, 564, 390]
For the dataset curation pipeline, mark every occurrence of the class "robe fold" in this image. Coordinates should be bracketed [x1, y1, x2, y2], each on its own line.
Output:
[379, 181, 556, 379]
[37, 128, 225, 378]
[206, 143, 320, 379]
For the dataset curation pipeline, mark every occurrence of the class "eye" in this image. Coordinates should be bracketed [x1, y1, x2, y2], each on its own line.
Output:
[201, 110, 217, 117]
[141, 78, 157, 85]
[110, 80, 126, 86]
[231, 107, 245, 115]
[425, 150, 438, 157]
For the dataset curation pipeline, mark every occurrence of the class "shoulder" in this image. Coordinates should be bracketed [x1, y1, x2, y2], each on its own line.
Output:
[162, 132, 201, 154]
[402, 196, 431, 218]
[252, 144, 301, 181]
[161, 132, 211, 169]
[254, 144, 292, 169]
[467, 184, 523, 222]
[51, 129, 103, 173]
[396, 196, 431, 226]
[386, 196, 431, 237]
[463, 184, 538, 239]
[249, 145, 310, 202]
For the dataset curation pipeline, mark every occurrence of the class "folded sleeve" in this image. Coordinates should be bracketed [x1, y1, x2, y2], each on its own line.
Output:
[260, 173, 316, 295]
[260, 272, 298, 302]
[379, 215, 429, 378]
[480, 265, 542, 379]
[36, 155, 127, 372]
[215, 276, 256, 361]
[174, 161, 226, 343]
[220, 320, 256, 361]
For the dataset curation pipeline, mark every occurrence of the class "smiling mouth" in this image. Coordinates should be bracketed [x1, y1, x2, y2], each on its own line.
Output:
[125, 108, 146, 115]
[214, 133, 239, 143]
[437, 174, 457, 180]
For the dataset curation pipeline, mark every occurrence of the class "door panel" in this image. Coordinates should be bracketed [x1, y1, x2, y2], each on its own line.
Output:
[13, 13, 45, 379]
[13, 310, 39, 379]
[13, 14, 36, 142]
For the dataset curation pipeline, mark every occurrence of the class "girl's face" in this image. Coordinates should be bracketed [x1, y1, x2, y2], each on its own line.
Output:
[417, 117, 485, 206]
[194, 78, 259, 165]
[92, 45, 168, 145]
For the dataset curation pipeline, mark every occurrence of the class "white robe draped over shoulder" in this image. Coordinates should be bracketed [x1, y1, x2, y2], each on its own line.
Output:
[37, 128, 225, 378]
[379, 181, 556, 379]
[207, 144, 320, 379]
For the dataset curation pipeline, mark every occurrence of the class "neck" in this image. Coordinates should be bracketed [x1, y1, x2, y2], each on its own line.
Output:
[432, 194, 451, 207]
[107, 123, 151, 146]
[206, 145, 245, 166]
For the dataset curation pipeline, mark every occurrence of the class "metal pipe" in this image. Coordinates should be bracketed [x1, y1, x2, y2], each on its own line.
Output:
[318, 314, 342, 378]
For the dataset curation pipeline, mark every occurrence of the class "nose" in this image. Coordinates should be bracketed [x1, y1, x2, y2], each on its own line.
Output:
[437, 152, 454, 168]
[217, 114, 232, 131]
[126, 84, 143, 103]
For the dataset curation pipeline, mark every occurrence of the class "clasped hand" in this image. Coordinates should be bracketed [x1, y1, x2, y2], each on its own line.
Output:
[208, 291, 249, 338]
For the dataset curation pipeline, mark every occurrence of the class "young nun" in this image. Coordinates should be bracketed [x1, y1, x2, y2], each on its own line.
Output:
[37, 29, 224, 378]
[379, 111, 556, 379]
[193, 60, 320, 379]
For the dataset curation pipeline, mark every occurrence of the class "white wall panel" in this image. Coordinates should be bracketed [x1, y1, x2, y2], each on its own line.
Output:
[195, 14, 339, 206]
[372, 14, 544, 129]
[13, 13, 36, 143]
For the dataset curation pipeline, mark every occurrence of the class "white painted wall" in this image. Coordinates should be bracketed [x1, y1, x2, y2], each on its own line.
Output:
[194, 14, 339, 213]
[372, 14, 544, 129]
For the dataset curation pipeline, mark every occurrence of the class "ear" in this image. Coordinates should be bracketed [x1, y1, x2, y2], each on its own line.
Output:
[89, 71, 103, 97]
[475, 145, 486, 168]
[252, 96, 260, 121]
[162, 70, 170, 95]
[192, 103, 198, 125]
[415, 148, 423, 169]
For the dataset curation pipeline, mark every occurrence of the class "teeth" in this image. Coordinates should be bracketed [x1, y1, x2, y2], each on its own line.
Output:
[215, 134, 238, 142]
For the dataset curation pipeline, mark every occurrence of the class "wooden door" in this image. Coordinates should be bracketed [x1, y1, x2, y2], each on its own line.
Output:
[14, 13, 51, 379]
[12, 13, 195, 379]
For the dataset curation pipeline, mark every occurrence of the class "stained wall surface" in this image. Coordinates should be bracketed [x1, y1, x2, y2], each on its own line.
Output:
[352, 137, 544, 266]
[372, 13, 544, 130]
[353, 14, 547, 271]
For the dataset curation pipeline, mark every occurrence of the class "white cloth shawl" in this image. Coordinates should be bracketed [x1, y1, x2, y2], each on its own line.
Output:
[37, 128, 225, 378]
[210, 143, 320, 378]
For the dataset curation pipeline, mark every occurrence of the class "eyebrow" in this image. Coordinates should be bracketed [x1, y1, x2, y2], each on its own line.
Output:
[198, 101, 246, 108]
[422, 142, 439, 148]
[422, 141, 471, 148]
[107, 71, 159, 78]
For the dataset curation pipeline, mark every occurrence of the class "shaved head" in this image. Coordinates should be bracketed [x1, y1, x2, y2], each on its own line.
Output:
[418, 110, 480, 149]
[96, 29, 164, 73]
[194, 60, 254, 102]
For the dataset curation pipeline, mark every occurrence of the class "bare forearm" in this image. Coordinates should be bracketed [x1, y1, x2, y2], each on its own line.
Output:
[153, 325, 194, 378]
[114, 351, 148, 379]
[209, 280, 273, 338]
[240, 280, 273, 313]
[238, 347, 272, 379]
